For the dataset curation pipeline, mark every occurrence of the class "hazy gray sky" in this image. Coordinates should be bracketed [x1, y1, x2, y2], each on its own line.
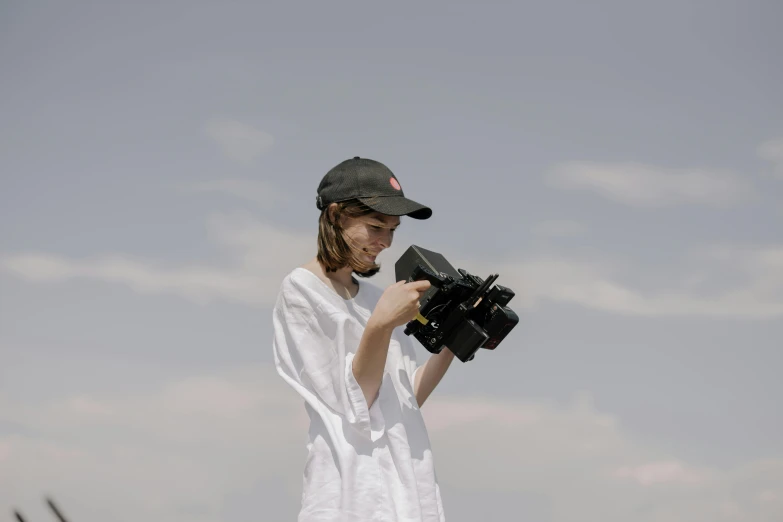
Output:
[1, 1, 782, 520]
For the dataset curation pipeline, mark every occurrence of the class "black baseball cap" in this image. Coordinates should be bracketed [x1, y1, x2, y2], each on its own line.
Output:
[316, 157, 432, 220]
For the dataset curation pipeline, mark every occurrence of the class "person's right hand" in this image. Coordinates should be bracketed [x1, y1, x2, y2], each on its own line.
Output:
[371, 279, 432, 330]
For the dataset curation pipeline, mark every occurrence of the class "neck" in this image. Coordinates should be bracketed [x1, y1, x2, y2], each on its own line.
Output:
[308, 257, 355, 287]
[328, 265, 356, 287]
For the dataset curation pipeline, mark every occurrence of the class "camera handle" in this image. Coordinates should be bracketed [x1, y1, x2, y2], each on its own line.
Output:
[403, 264, 447, 334]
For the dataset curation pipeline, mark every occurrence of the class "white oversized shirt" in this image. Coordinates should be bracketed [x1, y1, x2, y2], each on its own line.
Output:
[272, 267, 445, 522]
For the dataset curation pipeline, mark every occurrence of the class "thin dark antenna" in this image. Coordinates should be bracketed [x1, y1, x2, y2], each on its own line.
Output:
[45, 498, 69, 522]
[12, 511, 27, 522]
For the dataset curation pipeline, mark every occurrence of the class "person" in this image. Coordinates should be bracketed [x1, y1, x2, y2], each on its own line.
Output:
[272, 157, 454, 521]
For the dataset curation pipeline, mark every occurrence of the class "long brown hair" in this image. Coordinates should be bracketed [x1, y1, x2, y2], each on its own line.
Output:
[317, 199, 382, 275]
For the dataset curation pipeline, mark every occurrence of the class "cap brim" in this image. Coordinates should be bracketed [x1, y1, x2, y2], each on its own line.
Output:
[358, 195, 432, 220]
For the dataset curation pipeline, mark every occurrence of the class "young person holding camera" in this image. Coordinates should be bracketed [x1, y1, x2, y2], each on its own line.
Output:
[272, 157, 452, 521]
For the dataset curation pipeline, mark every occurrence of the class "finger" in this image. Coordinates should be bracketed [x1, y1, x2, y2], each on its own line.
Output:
[408, 280, 432, 291]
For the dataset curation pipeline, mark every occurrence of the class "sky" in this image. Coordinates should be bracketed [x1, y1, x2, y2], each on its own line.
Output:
[1, 0, 782, 520]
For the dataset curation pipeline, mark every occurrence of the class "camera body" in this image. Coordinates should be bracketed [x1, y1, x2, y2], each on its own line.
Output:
[394, 245, 519, 363]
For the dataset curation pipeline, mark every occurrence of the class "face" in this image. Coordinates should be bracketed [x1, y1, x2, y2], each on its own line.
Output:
[340, 211, 400, 265]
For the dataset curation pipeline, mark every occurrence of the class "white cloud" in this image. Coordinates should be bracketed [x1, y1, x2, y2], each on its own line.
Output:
[0, 363, 308, 522]
[427, 392, 783, 522]
[2, 215, 782, 319]
[757, 136, 783, 177]
[203, 119, 274, 165]
[0, 212, 313, 307]
[457, 243, 783, 318]
[1, 363, 781, 522]
[546, 161, 754, 207]
[614, 460, 709, 486]
[0, 251, 272, 306]
[187, 178, 287, 206]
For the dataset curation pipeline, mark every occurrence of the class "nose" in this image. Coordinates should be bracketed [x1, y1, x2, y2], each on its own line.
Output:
[378, 229, 393, 249]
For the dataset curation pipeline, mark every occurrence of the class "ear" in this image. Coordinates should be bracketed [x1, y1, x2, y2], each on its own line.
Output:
[327, 203, 339, 224]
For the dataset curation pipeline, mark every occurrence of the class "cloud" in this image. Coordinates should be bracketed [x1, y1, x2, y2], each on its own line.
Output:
[757, 136, 783, 177]
[2, 214, 782, 319]
[484, 245, 783, 318]
[203, 119, 274, 165]
[2, 363, 781, 522]
[187, 179, 287, 206]
[0, 364, 308, 522]
[546, 161, 754, 207]
[614, 460, 709, 486]
[426, 392, 783, 522]
[0, 212, 313, 307]
[0, 251, 272, 306]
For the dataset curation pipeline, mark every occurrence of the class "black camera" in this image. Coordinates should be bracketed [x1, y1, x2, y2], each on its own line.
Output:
[395, 245, 519, 363]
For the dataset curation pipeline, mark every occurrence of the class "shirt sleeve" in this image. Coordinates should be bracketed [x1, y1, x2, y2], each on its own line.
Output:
[272, 275, 386, 442]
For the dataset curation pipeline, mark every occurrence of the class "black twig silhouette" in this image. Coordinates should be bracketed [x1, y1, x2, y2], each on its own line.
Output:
[45, 499, 68, 522]
[11, 497, 69, 522]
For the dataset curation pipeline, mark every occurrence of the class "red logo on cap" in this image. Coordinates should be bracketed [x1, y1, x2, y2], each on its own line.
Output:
[390, 177, 401, 190]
